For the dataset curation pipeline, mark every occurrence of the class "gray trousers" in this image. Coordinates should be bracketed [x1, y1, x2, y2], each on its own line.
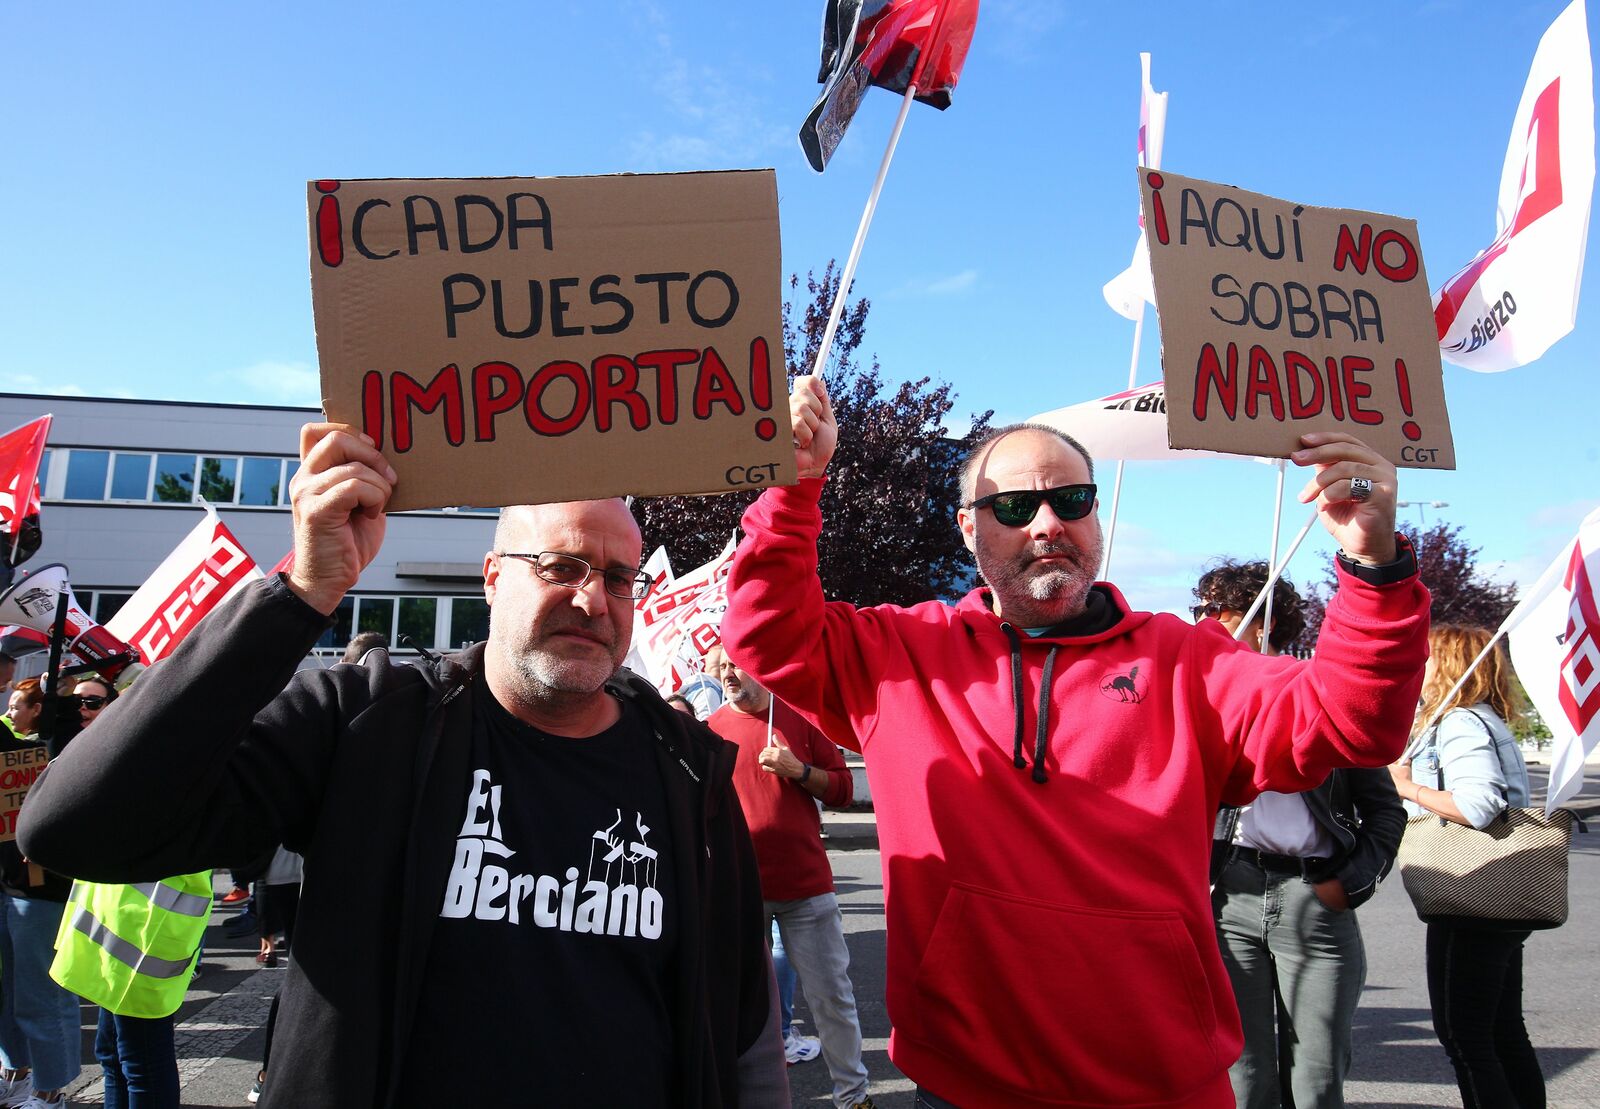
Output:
[768, 892, 870, 1109]
[1212, 856, 1367, 1109]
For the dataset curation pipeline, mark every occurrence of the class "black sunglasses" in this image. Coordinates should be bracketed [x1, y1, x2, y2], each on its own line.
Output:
[969, 484, 1097, 527]
[1190, 602, 1228, 621]
[78, 695, 109, 710]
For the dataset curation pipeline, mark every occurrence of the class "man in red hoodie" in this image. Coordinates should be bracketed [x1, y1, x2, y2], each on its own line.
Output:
[720, 375, 1430, 1109]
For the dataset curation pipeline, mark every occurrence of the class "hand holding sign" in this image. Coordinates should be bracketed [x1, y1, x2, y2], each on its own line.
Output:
[287, 423, 396, 615]
[791, 375, 838, 479]
[757, 737, 806, 781]
[1292, 431, 1399, 565]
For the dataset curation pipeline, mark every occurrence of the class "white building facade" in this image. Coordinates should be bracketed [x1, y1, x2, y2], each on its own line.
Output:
[0, 393, 499, 663]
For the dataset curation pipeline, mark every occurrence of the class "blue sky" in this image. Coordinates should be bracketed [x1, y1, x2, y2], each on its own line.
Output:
[4, 1, 1596, 615]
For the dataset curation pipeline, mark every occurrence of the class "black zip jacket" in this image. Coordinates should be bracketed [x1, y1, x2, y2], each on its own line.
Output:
[19, 575, 787, 1108]
[1209, 766, 1406, 909]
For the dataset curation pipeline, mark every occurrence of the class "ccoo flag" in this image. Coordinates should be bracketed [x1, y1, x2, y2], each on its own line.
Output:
[106, 505, 264, 664]
[631, 535, 736, 694]
[1434, 0, 1595, 371]
[1506, 507, 1600, 815]
[0, 415, 51, 570]
[799, 0, 980, 173]
[1103, 54, 1170, 321]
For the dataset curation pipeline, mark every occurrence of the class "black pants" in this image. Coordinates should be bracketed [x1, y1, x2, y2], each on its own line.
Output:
[1425, 922, 1545, 1109]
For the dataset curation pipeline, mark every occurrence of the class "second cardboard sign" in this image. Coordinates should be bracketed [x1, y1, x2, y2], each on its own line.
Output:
[1140, 170, 1455, 470]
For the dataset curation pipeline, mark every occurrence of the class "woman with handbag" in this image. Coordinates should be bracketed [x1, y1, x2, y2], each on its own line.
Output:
[1390, 624, 1543, 1109]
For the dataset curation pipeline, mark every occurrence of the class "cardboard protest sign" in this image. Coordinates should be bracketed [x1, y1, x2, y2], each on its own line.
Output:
[0, 744, 47, 844]
[1139, 170, 1455, 469]
[308, 172, 793, 511]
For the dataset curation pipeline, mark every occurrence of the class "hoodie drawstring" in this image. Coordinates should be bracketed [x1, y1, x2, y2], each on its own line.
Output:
[1033, 646, 1058, 784]
[1000, 624, 1057, 784]
[1001, 624, 1027, 770]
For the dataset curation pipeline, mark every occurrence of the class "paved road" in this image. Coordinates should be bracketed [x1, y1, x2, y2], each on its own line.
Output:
[56, 809, 1598, 1106]
[790, 839, 1600, 1109]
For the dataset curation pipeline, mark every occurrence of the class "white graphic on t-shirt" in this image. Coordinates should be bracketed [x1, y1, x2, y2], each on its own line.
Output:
[441, 770, 664, 940]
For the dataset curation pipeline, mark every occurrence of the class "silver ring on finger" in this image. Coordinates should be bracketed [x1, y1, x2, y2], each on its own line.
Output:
[1349, 476, 1373, 503]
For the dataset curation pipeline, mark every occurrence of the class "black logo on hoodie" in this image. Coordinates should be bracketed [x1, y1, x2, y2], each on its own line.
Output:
[1098, 665, 1145, 704]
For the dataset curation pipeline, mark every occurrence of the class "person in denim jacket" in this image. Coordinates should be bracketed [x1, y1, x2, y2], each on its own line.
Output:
[1391, 624, 1542, 1109]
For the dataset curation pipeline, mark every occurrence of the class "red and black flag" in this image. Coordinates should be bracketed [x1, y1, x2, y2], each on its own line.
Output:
[799, 0, 979, 172]
[0, 415, 50, 569]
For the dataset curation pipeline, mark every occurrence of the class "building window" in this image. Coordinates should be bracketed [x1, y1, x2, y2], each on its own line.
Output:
[64, 450, 110, 500]
[396, 597, 436, 648]
[198, 457, 238, 503]
[239, 457, 282, 506]
[109, 454, 153, 501]
[153, 454, 196, 503]
[355, 597, 395, 640]
[450, 598, 490, 648]
[93, 592, 134, 624]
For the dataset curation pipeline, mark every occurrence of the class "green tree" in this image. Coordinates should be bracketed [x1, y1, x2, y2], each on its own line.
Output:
[630, 263, 992, 607]
[1294, 522, 1518, 652]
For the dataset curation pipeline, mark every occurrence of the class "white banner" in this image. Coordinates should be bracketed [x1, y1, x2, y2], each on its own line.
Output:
[631, 535, 736, 695]
[1507, 508, 1600, 815]
[106, 506, 263, 664]
[1103, 53, 1168, 321]
[1029, 382, 1238, 463]
[1435, 0, 1595, 371]
[621, 546, 675, 683]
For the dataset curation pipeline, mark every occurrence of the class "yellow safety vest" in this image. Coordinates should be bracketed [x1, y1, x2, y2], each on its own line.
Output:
[50, 872, 213, 1018]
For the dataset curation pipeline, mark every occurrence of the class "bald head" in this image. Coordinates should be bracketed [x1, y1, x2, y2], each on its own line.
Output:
[481, 498, 644, 733]
[493, 499, 642, 555]
[960, 423, 1094, 506]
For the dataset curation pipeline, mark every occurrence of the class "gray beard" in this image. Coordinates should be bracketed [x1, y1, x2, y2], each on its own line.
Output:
[976, 534, 1102, 627]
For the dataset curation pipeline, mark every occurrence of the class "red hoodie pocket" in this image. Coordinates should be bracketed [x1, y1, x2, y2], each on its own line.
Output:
[903, 882, 1221, 1104]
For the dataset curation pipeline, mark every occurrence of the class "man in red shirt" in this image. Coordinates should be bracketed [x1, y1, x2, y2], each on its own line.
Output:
[705, 647, 875, 1109]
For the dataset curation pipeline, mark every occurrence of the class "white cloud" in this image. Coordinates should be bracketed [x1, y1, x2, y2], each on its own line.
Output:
[890, 269, 979, 298]
[624, 18, 788, 170]
[0, 371, 88, 397]
[220, 360, 321, 406]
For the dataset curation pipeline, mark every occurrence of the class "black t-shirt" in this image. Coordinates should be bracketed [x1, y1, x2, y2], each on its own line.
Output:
[402, 682, 679, 1107]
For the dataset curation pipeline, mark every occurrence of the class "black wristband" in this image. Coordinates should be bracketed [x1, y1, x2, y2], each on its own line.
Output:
[800, 762, 813, 785]
[1336, 532, 1418, 586]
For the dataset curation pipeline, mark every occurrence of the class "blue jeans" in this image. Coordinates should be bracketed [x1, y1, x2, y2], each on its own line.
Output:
[95, 1009, 180, 1109]
[771, 920, 798, 1035]
[0, 893, 82, 1092]
[768, 892, 870, 1109]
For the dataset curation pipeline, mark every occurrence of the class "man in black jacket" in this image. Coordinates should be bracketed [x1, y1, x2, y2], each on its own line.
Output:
[19, 423, 787, 1108]
[1199, 560, 1405, 1109]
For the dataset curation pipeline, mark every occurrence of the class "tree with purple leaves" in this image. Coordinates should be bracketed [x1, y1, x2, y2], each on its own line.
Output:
[631, 263, 991, 609]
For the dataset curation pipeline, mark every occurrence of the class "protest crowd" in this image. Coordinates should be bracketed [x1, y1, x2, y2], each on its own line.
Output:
[1, 2, 1594, 1106]
[0, 358, 1569, 1109]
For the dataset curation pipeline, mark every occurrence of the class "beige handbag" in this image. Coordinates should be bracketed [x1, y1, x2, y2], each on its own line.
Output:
[1397, 713, 1584, 930]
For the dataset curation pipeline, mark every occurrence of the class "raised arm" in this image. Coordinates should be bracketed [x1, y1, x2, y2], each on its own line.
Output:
[723, 377, 874, 749]
[18, 424, 398, 880]
[1205, 432, 1430, 801]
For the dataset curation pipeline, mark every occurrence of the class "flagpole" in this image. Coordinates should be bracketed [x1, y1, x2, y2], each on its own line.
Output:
[1232, 504, 1319, 642]
[1098, 306, 1145, 579]
[810, 83, 919, 377]
[1259, 460, 1287, 653]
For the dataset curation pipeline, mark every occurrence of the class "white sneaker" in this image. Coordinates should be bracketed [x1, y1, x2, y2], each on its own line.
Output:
[14, 1097, 66, 1109]
[0, 1074, 33, 1108]
[783, 1029, 822, 1065]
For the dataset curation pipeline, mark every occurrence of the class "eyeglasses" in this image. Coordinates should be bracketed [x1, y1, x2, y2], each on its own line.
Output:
[497, 552, 653, 601]
[969, 484, 1097, 527]
[1191, 602, 1228, 621]
[78, 695, 109, 710]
